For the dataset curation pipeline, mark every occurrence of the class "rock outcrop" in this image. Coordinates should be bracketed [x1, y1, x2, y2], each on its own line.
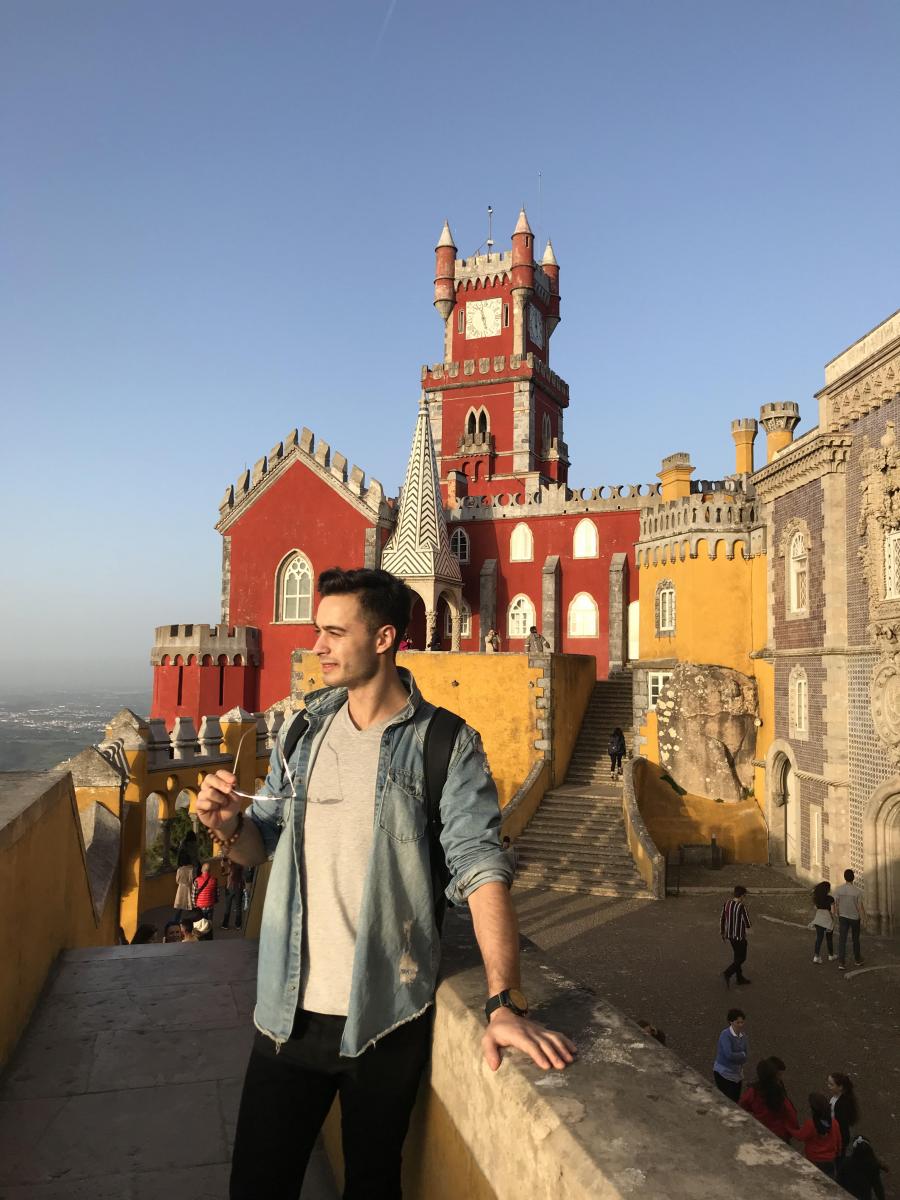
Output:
[656, 664, 758, 801]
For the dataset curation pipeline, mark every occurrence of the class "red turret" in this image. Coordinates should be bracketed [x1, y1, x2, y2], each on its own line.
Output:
[542, 239, 561, 337]
[510, 208, 535, 294]
[434, 220, 457, 321]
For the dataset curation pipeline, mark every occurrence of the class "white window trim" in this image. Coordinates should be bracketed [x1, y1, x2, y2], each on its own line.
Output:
[445, 602, 472, 638]
[508, 594, 535, 639]
[788, 531, 809, 617]
[276, 550, 314, 624]
[658, 587, 675, 633]
[509, 522, 534, 563]
[450, 527, 470, 564]
[789, 667, 809, 741]
[648, 670, 672, 710]
[573, 518, 598, 559]
[567, 592, 599, 638]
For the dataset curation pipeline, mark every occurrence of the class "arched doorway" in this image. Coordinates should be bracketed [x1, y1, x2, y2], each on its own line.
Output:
[771, 752, 799, 866]
[865, 781, 900, 934]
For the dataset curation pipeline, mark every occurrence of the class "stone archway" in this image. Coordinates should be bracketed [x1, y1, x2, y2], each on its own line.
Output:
[864, 779, 900, 934]
[767, 741, 799, 867]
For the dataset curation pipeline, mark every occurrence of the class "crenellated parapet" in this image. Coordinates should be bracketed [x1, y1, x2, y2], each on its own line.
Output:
[135, 708, 286, 771]
[448, 479, 662, 523]
[635, 478, 763, 567]
[216, 426, 392, 532]
[422, 351, 569, 407]
[150, 624, 261, 667]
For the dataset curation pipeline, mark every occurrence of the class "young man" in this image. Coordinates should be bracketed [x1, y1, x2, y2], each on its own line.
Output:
[525, 625, 550, 654]
[713, 1008, 748, 1101]
[195, 567, 575, 1200]
[834, 868, 867, 970]
[721, 885, 752, 986]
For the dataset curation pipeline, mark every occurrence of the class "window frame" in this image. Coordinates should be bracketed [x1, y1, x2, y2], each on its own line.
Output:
[573, 518, 599, 559]
[656, 582, 676, 635]
[885, 529, 900, 600]
[507, 594, 535, 639]
[567, 591, 599, 638]
[648, 670, 672, 710]
[788, 531, 809, 617]
[444, 601, 472, 639]
[450, 527, 470, 564]
[509, 522, 534, 563]
[276, 550, 314, 624]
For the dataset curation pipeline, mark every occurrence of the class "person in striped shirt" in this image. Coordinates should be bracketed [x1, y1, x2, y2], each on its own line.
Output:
[721, 885, 752, 986]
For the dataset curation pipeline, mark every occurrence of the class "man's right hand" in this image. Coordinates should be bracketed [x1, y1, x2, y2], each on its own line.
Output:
[196, 770, 242, 835]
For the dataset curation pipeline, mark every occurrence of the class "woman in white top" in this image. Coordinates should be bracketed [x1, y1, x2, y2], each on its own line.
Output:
[811, 880, 836, 963]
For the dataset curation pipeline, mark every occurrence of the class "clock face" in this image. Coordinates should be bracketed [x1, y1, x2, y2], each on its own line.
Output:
[527, 304, 544, 348]
[465, 298, 502, 339]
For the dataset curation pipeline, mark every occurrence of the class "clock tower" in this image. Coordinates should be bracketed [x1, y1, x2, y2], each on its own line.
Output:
[424, 210, 569, 499]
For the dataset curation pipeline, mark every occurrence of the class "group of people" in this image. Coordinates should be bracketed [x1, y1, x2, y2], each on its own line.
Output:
[171, 830, 249, 940]
[396, 624, 552, 654]
[713, 1009, 886, 1195]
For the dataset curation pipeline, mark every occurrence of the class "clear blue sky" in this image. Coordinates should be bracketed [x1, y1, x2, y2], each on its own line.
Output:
[2, 0, 898, 691]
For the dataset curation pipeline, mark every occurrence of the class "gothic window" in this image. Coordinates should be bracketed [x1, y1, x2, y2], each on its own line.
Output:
[277, 551, 313, 622]
[444, 600, 472, 639]
[509, 522, 533, 562]
[885, 529, 900, 600]
[655, 580, 675, 636]
[542, 413, 552, 455]
[503, 303, 510, 328]
[568, 592, 599, 638]
[788, 532, 808, 616]
[458, 308, 464, 333]
[507, 594, 535, 639]
[450, 528, 470, 564]
[573, 518, 598, 559]
[466, 409, 477, 438]
[478, 408, 489, 438]
[790, 666, 809, 739]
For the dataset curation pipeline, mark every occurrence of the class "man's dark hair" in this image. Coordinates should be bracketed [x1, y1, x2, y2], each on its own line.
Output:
[844, 868, 855, 882]
[733, 885, 747, 898]
[318, 568, 413, 649]
[727, 1008, 745, 1023]
[179, 918, 194, 932]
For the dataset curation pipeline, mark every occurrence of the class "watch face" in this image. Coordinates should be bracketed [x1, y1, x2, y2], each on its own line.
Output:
[527, 304, 544, 348]
[508, 988, 528, 1014]
[466, 298, 502, 339]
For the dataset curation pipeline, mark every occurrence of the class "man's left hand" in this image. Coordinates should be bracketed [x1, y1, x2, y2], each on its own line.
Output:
[482, 1008, 576, 1072]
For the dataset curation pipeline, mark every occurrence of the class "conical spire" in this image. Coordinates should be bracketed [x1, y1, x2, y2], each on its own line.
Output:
[513, 207, 533, 235]
[541, 238, 558, 266]
[381, 399, 461, 584]
[436, 219, 456, 249]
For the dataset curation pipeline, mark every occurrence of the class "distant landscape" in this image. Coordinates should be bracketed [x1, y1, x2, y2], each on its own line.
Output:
[0, 687, 152, 773]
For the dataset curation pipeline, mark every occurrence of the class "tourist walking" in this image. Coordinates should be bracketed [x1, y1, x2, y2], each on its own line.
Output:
[191, 861, 218, 924]
[721, 885, 752, 986]
[194, 567, 575, 1199]
[484, 627, 500, 653]
[177, 829, 200, 875]
[834, 869, 867, 969]
[712, 1008, 748, 1101]
[739, 1058, 798, 1141]
[811, 879, 837, 963]
[608, 727, 626, 779]
[837, 1134, 887, 1200]
[173, 859, 195, 921]
[221, 857, 245, 930]
[789, 1093, 842, 1178]
[826, 1071, 859, 1151]
[525, 625, 549, 654]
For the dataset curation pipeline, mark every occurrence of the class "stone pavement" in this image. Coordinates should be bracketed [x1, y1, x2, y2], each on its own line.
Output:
[514, 881, 900, 1198]
[0, 939, 337, 1199]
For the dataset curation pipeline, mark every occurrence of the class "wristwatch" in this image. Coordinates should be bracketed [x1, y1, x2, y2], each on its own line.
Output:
[484, 988, 529, 1022]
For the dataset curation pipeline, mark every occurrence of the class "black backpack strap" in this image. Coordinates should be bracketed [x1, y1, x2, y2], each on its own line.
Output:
[282, 711, 309, 765]
[423, 706, 465, 931]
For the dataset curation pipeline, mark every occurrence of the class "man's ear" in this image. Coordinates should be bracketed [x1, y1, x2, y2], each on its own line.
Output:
[375, 624, 397, 657]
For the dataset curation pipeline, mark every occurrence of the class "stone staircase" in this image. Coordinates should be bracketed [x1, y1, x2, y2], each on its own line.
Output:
[515, 675, 651, 898]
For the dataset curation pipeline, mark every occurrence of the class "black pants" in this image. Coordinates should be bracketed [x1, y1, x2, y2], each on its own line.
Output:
[230, 1009, 432, 1200]
[610, 753, 623, 773]
[222, 888, 243, 928]
[838, 917, 861, 964]
[814, 926, 834, 956]
[714, 1071, 742, 1102]
[724, 938, 747, 982]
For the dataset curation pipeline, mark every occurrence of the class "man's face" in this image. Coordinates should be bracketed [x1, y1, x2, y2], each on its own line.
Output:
[731, 1016, 746, 1033]
[313, 593, 394, 689]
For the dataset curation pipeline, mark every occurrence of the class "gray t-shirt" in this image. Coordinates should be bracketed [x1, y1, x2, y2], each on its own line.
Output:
[834, 882, 864, 920]
[298, 700, 401, 1016]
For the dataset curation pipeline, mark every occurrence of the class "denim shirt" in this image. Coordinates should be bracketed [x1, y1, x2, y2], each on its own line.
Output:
[247, 669, 512, 1057]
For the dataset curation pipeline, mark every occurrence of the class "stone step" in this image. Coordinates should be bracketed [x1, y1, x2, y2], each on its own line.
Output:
[515, 872, 649, 898]
[516, 857, 644, 880]
[524, 821, 627, 840]
[539, 795, 622, 809]
[517, 843, 637, 867]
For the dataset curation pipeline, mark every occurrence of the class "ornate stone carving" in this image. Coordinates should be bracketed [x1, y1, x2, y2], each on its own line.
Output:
[870, 651, 900, 765]
[857, 423, 900, 640]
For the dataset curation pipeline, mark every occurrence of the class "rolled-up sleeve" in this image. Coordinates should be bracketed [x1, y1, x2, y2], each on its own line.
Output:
[246, 735, 290, 859]
[440, 727, 513, 906]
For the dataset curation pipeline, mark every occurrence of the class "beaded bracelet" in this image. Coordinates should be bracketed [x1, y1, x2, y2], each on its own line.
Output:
[209, 810, 244, 850]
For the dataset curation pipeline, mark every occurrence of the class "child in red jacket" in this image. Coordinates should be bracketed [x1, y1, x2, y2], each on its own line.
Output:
[739, 1058, 798, 1141]
[789, 1093, 842, 1178]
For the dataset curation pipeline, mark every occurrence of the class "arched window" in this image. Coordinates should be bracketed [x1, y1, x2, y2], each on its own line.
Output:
[885, 529, 900, 600]
[568, 592, 599, 637]
[509, 522, 533, 562]
[542, 413, 552, 454]
[445, 600, 472, 638]
[450, 528, 470, 564]
[655, 580, 675, 635]
[277, 551, 313, 622]
[507, 594, 535, 639]
[573, 518, 598, 559]
[466, 409, 477, 438]
[790, 666, 809, 738]
[477, 408, 489, 438]
[788, 531, 808, 615]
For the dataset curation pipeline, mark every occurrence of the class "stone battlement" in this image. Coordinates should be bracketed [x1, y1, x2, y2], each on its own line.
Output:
[101, 705, 284, 772]
[150, 624, 261, 666]
[422, 351, 569, 403]
[448, 479, 662, 523]
[636, 480, 763, 566]
[216, 426, 391, 531]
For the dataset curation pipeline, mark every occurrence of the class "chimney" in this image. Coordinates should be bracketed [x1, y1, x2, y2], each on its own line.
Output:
[731, 418, 758, 475]
[759, 402, 801, 463]
[657, 452, 694, 500]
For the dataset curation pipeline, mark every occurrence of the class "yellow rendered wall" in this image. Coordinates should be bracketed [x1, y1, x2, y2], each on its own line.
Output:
[549, 654, 597, 786]
[296, 652, 544, 809]
[0, 773, 118, 1068]
[633, 759, 768, 863]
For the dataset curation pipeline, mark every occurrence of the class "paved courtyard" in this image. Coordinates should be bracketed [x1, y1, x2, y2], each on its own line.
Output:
[514, 878, 900, 1197]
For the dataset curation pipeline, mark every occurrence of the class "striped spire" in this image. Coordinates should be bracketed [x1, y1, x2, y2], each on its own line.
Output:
[382, 398, 460, 583]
